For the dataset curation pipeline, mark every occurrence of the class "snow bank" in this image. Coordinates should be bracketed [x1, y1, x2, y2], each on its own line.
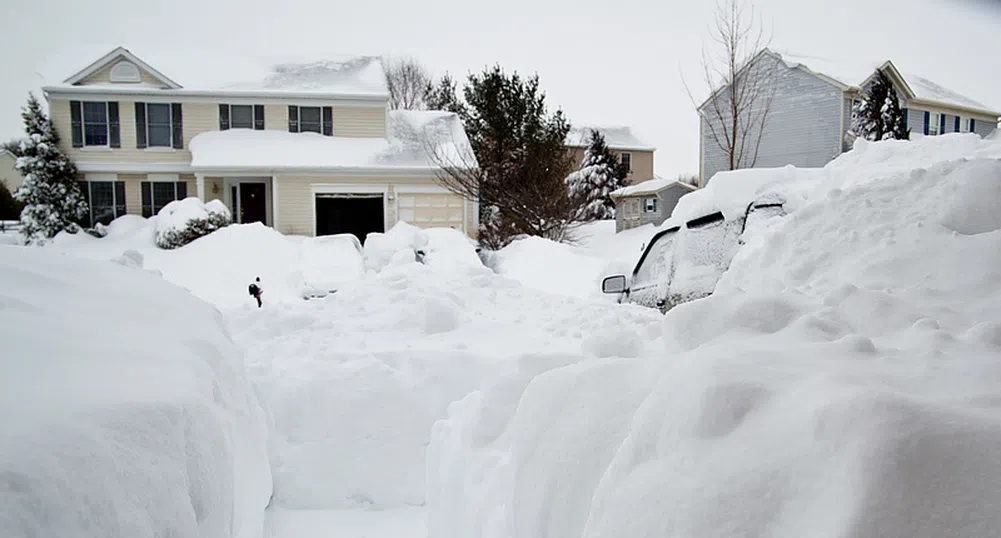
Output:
[427, 134, 1001, 538]
[0, 246, 271, 538]
[363, 221, 481, 273]
[494, 236, 614, 299]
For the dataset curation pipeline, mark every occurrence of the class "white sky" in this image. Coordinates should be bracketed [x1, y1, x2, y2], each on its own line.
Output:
[1, 0, 998, 178]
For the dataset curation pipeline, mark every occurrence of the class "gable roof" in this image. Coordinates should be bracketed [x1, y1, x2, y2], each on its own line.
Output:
[188, 110, 474, 172]
[41, 45, 389, 98]
[611, 177, 698, 198]
[566, 125, 655, 151]
[863, 61, 998, 116]
[64, 46, 181, 89]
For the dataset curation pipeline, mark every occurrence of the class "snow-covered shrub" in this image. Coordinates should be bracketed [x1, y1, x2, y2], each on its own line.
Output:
[155, 198, 231, 250]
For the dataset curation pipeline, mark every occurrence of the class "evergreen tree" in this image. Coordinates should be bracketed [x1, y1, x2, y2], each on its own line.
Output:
[565, 130, 629, 221]
[424, 74, 466, 116]
[2, 94, 88, 243]
[851, 70, 910, 142]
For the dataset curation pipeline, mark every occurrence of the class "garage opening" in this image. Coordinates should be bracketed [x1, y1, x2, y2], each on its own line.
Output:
[315, 193, 384, 243]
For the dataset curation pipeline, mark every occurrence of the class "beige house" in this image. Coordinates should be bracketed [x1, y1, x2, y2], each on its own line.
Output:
[40, 47, 477, 241]
[565, 126, 656, 185]
[0, 150, 23, 193]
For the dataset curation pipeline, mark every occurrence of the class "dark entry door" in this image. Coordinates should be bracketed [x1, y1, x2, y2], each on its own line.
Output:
[315, 194, 384, 243]
[240, 183, 267, 224]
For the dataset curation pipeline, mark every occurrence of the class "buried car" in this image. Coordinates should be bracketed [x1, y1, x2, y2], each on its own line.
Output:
[602, 197, 786, 312]
[300, 233, 366, 299]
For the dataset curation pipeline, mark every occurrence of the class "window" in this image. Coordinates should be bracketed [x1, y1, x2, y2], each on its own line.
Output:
[970, 118, 976, 133]
[141, 180, 187, 217]
[643, 197, 658, 213]
[620, 152, 632, 172]
[220, 104, 265, 130]
[300, 106, 322, 133]
[288, 105, 333, 135]
[146, 103, 172, 147]
[83, 181, 126, 226]
[928, 113, 939, 136]
[83, 102, 109, 146]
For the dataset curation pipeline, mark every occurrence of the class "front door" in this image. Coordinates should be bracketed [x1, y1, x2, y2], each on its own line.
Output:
[240, 183, 267, 224]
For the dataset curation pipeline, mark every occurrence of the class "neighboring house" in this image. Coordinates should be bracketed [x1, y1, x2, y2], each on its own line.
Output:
[39, 46, 477, 241]
[0, 149, 24, 193]
[698, 49, 1001, 186]
[611, 177, 697, 232]
[565, 126, 656, 184]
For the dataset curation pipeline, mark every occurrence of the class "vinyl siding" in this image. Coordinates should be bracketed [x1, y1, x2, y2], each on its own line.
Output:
[79, 62, 164, 87]
[842, 98, 853, 152]
[118, 174, 144, 215]
[50, 99, 216, 163]
[332, 106, 386, 137]
[905, 105, 998, 138]
[700, 54, 844, 185]
[974, 119, 998, 138]
[265, 104, 286, 131]
[0, 152, 22, 192]
[613, 185, 692, 232]
[565, 147, 655, 184]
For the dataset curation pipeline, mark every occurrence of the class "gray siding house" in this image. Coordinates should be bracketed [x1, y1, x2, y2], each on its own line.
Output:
[699, 50, 1001, 186]
[611, 178, 697, 232]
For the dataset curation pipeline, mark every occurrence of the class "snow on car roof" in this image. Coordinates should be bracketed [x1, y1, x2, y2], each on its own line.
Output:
[566, 125, 655, 151]
[39, 44, 388, 97]
[189, 110, 475, 171]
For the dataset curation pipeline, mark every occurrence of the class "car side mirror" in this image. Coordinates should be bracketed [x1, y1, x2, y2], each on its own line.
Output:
[602, 275, 628, 294]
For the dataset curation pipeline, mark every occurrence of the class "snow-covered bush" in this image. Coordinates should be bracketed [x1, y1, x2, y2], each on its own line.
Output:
[155, 198, 232, 249]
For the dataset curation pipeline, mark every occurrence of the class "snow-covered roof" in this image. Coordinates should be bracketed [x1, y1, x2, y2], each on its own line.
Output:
[897, 71, 993, 112]
[771, 50, 877, 90]
[566, 126, 655, 151]
[611, 177, 697, 198]
[39, 45, 388, 98]
[189, 110, 474, 171]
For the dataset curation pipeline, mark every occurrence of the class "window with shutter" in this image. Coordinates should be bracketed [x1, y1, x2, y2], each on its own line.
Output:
[219, 104, 230, 130]
[115, 181, 126, 217]
[141, 181, 152, 217]
[229, 105, 254, 129]
[954, 116, 960, 133]
[108, 102, 120, 148]
[970, 119, 976, 133]
[254, 105, 265, 130]
[939, 114, 946, 136]
[299, 106, 322, 133]
[70, 101, 83, 148]
[288, 106, 299, 132]
[82, 102, 109, 146]
[322, 106, 333, 136]
[146, 104, 172, 147]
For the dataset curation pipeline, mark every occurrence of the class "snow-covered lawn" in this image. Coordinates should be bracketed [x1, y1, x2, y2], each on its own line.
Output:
[3, 133, 1001, 538]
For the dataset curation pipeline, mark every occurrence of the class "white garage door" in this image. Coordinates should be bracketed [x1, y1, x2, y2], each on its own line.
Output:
[397, 193, 465, 231]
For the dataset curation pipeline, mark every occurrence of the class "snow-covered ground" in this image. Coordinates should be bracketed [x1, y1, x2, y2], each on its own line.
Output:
[3, 132, 1001, 537]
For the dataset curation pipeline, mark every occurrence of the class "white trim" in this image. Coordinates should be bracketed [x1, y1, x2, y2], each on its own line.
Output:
[195, 174, 205, 201]
[44, 87, 387, 107]
[75, 162, 191, 173]
[391, 184, 454, 194]
[84, 173, 117, 182]
[272, 176, 280, 231]
[224, 177, 272, 226]
[64, 47, 181, 89]
[310, 183, 389, 237]
[147, 173, 181, 182]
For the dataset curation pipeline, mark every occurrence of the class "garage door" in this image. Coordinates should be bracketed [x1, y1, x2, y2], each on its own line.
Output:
[397, 193, 464, 231]
[315, 193, 384, 243]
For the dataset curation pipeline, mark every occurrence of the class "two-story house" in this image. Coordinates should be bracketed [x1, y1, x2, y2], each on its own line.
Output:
[41, 47, 477, 241]
[698, 49, 1001, 186]
[565, 126, 656, 185]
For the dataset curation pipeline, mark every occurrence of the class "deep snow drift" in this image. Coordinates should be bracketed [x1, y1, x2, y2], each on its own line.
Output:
[0, 247, 271, 538]
[427, 133, 1001, 538]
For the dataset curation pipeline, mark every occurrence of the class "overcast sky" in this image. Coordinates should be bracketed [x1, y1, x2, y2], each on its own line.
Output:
[1, 0, 998, 177]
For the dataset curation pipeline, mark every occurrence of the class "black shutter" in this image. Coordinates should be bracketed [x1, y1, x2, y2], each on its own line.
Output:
[114, 181, 126, 217]
[79, 181, 92, 227]
[135, 103, 147, 148]
[322, 106, 333, 136]
[971, 119, 976, 133]
[954, 116, 960, 133]
[108, 102, 120, 148]
[254, 105, 265, 130]
[141, 181, 152, 217]
[70, 101, 83, 148]
[171, 103, 183, 149]
[902, 108, 908, 129]
[939, 114, 946, 136]
[923, 111, 930, 136]
[176, 181, 187, 200]
[219, 104, 230, 130]
[288, 105, 299, 132]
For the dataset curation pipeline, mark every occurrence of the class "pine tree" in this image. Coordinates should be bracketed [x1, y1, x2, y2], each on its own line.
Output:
[565, 130, 629, 221]
[2, 94, 88, 243]
[851, 70, 910, 142]
[424, 74, 466, 116]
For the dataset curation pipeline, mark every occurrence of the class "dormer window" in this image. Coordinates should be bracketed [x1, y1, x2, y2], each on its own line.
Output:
[109, 61, 141, 83]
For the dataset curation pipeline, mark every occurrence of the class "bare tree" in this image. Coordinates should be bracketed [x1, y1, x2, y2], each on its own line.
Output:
[686, 0, 775, 175]
[384, 57, 430, 110]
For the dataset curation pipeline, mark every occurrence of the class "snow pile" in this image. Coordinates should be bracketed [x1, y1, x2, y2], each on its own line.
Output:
[154, 197, 231, 249]
[427, 134, 1001, 538]
[228, 247, 664, 512]
[363, 221, 481, 273]
[0, 246, 271, 538]
[493, 236, 614, 299]
[49, 220, 365, 309]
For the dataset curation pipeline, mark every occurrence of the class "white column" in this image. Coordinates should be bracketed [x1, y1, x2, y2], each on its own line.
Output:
[195, 174, 205, 201]
[271, 175, 280, 232]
